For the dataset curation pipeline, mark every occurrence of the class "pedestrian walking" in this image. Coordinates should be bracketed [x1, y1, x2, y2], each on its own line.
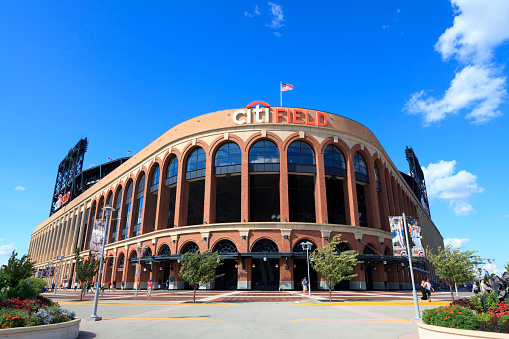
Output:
[112, 280, 117, 292]
[121, 281, 125, 290]
[472, 281, 479, 294]
[107, 281, 111, 291]
[147, 279, 153, 297]
[165, 279, 169, 291]
[302, 277, 308, 293]
[51, 281, 55, 292]
[480, 279, 487, 294]
[420, 280, 427, 300]
[425, 279, 434, 302]
[74, 281, 78, 291]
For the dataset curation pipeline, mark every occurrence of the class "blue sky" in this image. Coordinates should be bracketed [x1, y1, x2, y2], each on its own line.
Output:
[1, 1, 508, 274]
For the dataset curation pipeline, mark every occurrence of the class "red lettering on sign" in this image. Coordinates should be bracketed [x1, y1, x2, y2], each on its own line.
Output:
[316, 111, 328, 126]
[305, 110, 316, 126]
[275, 108, 286, 123]
[294, 109, 304, 124]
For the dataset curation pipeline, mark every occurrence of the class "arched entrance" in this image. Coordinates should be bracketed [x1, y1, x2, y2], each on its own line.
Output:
[334, 242, 352, 291]
[251, 239, 279, 291]
[213, 240, 238, 290]
[292, 240, 318, 291]
[158, 245, 172, 288]
[181, 242, 199, 290]
[363, 244, 376, 291]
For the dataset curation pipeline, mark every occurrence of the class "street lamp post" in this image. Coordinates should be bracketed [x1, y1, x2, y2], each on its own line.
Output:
[301, 241, 313, 297]
[54, 255, 65, 295]
[90, 205, 115, 321]
[402, 213, 421, 320]
[135, 246, 147, 297]
[46, 261, 53, 286]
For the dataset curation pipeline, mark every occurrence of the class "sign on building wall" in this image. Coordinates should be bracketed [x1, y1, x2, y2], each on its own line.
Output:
[90, 219, 107, 255]
[389, 216, 425, 257]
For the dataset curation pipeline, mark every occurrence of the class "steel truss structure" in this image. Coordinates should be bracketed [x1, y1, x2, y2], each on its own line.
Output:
[50, 138, 88, 216]
[404, 146, 429, 215]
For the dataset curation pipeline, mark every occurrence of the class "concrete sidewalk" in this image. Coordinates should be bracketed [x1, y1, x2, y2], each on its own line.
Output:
[60, 297, 443, 339]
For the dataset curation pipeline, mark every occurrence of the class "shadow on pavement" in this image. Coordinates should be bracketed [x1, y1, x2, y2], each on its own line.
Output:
[78, 331, 97, 338]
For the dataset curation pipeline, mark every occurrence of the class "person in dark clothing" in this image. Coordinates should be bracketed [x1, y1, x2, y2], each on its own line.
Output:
[420, 280, 427, 300]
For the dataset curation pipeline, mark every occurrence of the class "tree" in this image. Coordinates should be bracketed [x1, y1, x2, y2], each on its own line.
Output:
[309, 234, 362, 301]
[426, 245, 483, 302]
[0, 251, 35, 288]
[505, 263, 509, 274]
[178, 250, 223, 303]
[73, 248, 100, 301]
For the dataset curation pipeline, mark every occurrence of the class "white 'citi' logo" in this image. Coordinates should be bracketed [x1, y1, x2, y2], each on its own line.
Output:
[233, 101, 270, 125]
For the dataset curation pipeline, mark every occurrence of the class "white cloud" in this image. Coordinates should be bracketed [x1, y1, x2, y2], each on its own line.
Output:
[483, 263, 502, 275]
[422, 160, 483, 215]
[444, 237, 471, 248]
[274, 32, 281, 37]
[267, 2, 285, 29]
[14, 185, 26, 191]
[0, 244, 15, 256]
[383, 25, 389, 30]
[245, 5, 261, 18]
[404, 0, 509, 125]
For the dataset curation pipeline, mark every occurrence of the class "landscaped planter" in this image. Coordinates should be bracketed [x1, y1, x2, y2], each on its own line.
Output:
[416, 319, 509, 339]
[0, 319, 80, 339]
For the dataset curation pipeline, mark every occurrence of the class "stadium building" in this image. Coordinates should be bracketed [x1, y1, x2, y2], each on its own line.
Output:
[28, 102, 443, 291]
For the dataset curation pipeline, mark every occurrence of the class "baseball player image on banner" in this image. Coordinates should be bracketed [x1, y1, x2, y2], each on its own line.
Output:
[407, 217, 425, 257]
[90, 219, 107, 255]
[389, 216, 407, 257]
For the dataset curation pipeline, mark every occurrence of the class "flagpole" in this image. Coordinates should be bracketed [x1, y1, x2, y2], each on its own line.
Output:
[280, 81, 282, 106]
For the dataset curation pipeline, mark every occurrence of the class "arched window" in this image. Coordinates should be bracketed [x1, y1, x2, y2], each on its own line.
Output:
[215, 143, 242, 223]
[182, 242, 199, 254]
[293, 240, 317, 252]
[354, 153, 369, 227]
[354, 152, 369, 183]
[130, 252, 138, 266]
[150, 165, 160, 193]
[363, 244, 376, 255]
[86, 204, 96, 249]
[252, 239, 279, 253]
[336, 242, 351, 254]
[249, 140, 280, 172]
[186, 148, 206, 180]
[144, 248, 152, 257]
[97, 197, 104, 219]
[287, 141, 316, 172]
[165, 157, 178, 228]
[111, 187, 122, 243]
[287, 141, 316, 222]
[108, 257, 114, 269]
[133, 174, 145, 237]
[324, 145, 346, 177]
[374, 165, 381, 190]
[186, 148, 206, 225]
[121, 182, 133, 240]
[159, 245, 171, 256]
[118, 254, 125, 268]
[249, 141, 280, 222]
[213, 240, 238, 254]
[166, 157, 179, 186]
[215, 142, 241, 175]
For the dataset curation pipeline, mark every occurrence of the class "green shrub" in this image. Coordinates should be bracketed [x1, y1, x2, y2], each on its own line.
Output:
[498, 314, 509, 333]
[0, 307, 31, 319]
[24, 315, 43, 327]
[470, 292, 499, 313]
[422, 305, 479, 330]
[51, 313, 71, 324]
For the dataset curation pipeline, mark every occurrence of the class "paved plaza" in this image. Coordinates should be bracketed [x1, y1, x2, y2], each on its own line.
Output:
[47, 289, 472, 338]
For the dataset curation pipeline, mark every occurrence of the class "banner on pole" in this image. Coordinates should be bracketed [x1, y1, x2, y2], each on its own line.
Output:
[90, 219, 107, 255]
[407, 217, 425, 257]
[389, 216, 425, 257]
[389, 216, 407, 257]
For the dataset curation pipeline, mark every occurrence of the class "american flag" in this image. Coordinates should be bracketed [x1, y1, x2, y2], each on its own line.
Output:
[89, 164, 95, 167]
[127, 150, 132, 155]
[281, 83, 294, 91]
[107, 157, 112, 161]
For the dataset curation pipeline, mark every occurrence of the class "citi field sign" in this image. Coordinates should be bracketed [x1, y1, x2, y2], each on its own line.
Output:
[233, 101, 328, 127]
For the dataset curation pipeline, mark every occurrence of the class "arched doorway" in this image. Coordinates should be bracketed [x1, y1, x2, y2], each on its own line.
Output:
[181, 242, 199, 290]
[363, 244, 376, 291]
[213, 240, 238, 290]
[292, 240, 318, 291]
[251, 239, 279, 291]
[334, 242, 352, 291]
[158, 245, 172, 288]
